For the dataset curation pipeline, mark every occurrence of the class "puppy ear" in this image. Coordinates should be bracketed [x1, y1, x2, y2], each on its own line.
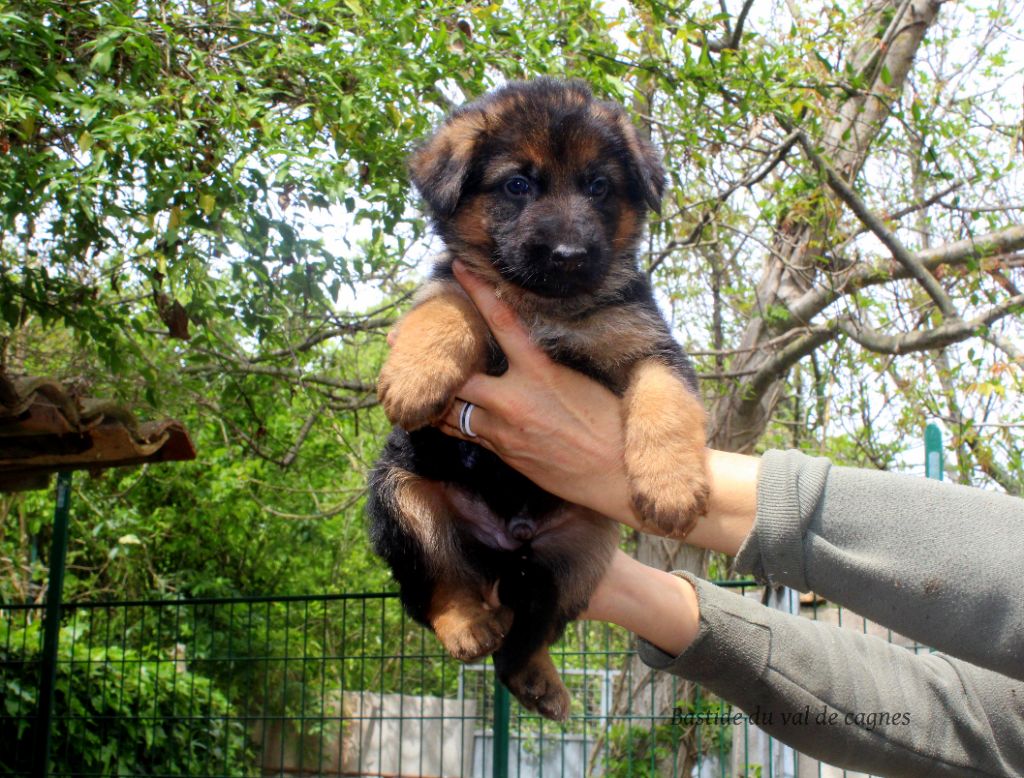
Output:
[616, 114, 666, 215]
[408, 108, 487, 217]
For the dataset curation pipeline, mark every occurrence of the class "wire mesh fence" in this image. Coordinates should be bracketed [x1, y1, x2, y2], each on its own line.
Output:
[1, 585, 924, 777]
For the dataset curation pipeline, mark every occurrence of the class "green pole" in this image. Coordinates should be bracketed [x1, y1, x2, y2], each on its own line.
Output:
[925, 423, 944, 481]
[492, 674, 510, 778]
[33, 471, 72, 778]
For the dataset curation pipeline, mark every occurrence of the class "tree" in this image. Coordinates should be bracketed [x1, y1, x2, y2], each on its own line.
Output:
[0, 0, 652, 601]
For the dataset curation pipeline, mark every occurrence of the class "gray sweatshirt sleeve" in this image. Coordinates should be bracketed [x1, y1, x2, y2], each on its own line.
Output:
[636, 450, 1024, 776]
[737, 449, 1023, 680]
[639, 576, 1024, 777]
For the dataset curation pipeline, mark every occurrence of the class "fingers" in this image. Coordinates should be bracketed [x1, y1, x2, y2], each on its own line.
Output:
[440, 398, 494, 446]
[452, 261, 548, 371]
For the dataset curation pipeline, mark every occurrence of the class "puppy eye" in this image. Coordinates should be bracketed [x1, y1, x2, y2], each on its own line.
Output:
[504, 175, 532, 197]
[587, 177, 609, 198]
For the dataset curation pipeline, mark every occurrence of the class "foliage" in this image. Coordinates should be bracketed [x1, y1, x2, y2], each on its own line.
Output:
[0, 396, 389, 602]
[0, 0, 650, 603]
[599, 720, 687, 778]
[0, 619, 252, 774]
[599, 695, 735, 777]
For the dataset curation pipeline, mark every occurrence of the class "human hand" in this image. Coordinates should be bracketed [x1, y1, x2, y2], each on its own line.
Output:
[437, 261, 642, 529]
[435, 261, 759, 554]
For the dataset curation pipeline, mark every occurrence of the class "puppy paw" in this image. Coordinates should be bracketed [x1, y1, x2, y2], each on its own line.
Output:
[377, 286, 487, 430]
[631, 470, 710, 539]
[377, 352, 456, 430]
[506, 662, 571, 722]
[435, 605, 513, 662]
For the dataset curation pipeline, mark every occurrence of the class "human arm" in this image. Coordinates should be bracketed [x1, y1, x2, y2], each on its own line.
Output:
[586, 547, 1024, 777]
[586, 535, 1024, 777]
[741, 449, 1024, 683]
[633, 572, 1024, 777]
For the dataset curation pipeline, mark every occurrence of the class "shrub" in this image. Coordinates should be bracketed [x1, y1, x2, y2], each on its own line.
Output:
[0, 620, 252, 775]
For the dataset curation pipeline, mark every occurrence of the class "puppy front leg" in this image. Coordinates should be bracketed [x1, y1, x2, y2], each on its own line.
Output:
[378, 280, 488, 431]
[623, 358, 710, 538]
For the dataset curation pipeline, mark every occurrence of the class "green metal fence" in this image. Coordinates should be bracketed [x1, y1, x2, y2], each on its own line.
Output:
[0, 583, 924, 777]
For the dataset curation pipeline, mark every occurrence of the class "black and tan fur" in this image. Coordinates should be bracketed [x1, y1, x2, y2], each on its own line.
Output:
[367, 79, 708, 720]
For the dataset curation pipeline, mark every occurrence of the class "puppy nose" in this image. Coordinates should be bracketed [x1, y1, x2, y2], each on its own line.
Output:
[551, 244, 588, 264]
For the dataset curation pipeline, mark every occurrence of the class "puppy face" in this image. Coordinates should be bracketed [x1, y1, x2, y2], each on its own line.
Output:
[409, 79, 665, 301]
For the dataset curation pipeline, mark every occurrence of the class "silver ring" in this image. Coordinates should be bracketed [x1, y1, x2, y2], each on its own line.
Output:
[459, 401, 478, 438]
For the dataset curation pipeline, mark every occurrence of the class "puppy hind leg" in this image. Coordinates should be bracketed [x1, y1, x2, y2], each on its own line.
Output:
[378, 467, 512, 661]
[428, 579, 513, 662]
[494, 565, 570, 721]
[623, 358, 710, 538]
[495, 645, 570, 722]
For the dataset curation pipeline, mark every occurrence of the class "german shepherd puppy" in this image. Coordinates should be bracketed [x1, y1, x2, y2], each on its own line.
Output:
[367, 79, 708, 721]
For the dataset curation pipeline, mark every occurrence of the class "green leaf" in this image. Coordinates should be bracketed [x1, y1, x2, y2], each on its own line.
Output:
[90, 47, 114, 74]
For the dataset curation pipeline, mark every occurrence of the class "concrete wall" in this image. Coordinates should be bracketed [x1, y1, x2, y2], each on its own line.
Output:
[254, 690, 477, 777]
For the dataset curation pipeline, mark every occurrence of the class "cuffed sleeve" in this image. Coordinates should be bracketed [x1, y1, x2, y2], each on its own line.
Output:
[734, 449, 831, 590]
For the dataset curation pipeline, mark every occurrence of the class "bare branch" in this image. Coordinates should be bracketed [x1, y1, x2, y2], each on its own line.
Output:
[837, 178, 967, 248]
[249, 490, 365, 521]
[852, 0, 916, 88]
[649, 131, 798, 273]
[788, 224, 1024, 324]
[738, 326, 839, 415]
[281, 406, 323, 469]
[917, 225, 1024, 268]
[252, 316, 394, 363]
[707, 0, 757, 51]
[983, 333, 1024, 364]
[837, 294, 1024, 355]
[185, 361, 376, 394]
[688, 326, 826, 356]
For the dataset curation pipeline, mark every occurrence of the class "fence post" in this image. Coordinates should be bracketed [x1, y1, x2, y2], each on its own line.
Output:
[33, 471, 73, 778]
[925, 423, 944, 480]
[492, 674, 510, 778]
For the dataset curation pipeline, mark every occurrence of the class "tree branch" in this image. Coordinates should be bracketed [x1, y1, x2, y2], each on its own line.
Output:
[791, 128, 960, 319]
[837, 294, 1024, 355]
[983, 333, 1024, 364]
[648, 130, 798, 273]
[738, 326, 839, 415]
[185, 361, 376, 393]
[252, 316, 394, 363]
[707, 0, 757, 51]
[834, 178, 967, 251]
[787, 224, 1024, 324]
[280, 406, 323, 469]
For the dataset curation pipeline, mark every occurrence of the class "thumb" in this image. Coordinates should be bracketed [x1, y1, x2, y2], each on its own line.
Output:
[452, 261, 548, 372]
